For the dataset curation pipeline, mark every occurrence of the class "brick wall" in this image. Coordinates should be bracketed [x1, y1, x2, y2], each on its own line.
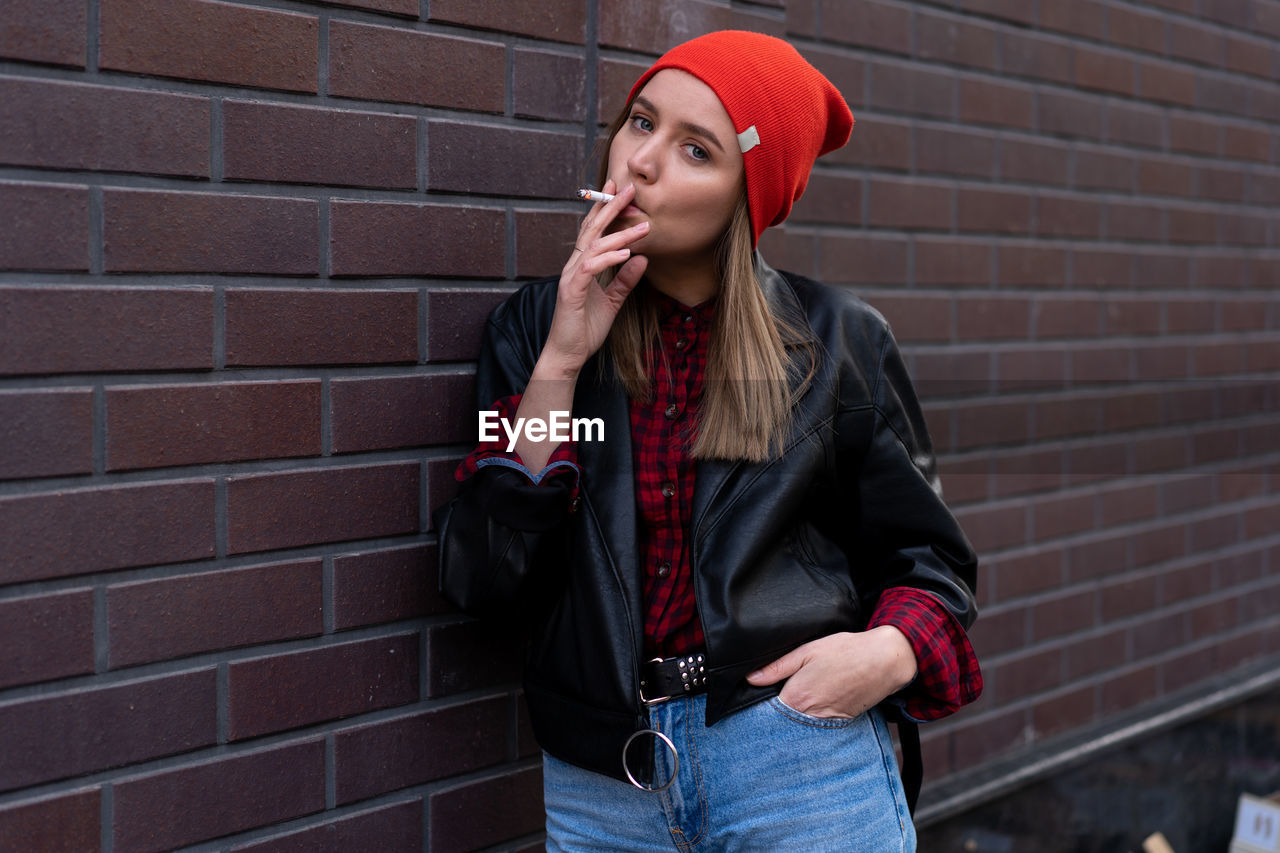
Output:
[0, 0, 1277, 850]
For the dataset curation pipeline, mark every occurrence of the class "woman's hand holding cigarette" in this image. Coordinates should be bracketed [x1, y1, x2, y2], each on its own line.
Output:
[539, 179, 649, 378]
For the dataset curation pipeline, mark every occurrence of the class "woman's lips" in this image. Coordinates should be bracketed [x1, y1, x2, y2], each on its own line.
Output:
[620, 204, 644, 217]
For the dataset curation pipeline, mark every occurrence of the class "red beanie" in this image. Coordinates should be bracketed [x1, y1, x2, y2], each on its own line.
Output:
[626, 30, 854, 247]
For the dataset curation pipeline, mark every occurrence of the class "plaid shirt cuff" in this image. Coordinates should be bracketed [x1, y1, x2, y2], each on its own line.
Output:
[455, 393, 581, 505]
[869, 586, 983, 723]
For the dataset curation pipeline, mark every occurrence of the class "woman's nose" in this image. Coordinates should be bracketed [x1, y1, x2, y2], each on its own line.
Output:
[626, 138, 658, 183]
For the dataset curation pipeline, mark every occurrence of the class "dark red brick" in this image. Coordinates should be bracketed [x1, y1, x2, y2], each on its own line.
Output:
[1001, 138, 1070, 188]
[104, 189, 318, 274]
[428, 766, 544, 852]
[515, 209, 581, 279]
[108, 560, 323, 667]
[966, 606, 1028, 660]
[106, 381, 320, 470]
[1031, 589, 1097, 641]
[954, 502, 1028, 552]
[916, 125, 996, 179]
[0, 181, 88, 271]
[1223, 124, 1271, 163]
[866, 178, 951, 230]
[1074, 45, 1135, 97]
[1037, 90, 1104, 140]
[0, 0, 85, 66]
[1031, 685, 1096, 739]
[1134, 251, 1192, 289]
[958, 77, 1034, 129]
[0, 78, 208, 176]
[0, 389, 92, 478]
[916, 10, 999, 71]
[322, 0, 417, 14]
[330, 201, 505, 278]
[231, 799, 423, 853]
[0, 589, 94, 689]
[1111, 199, 1169, 243]
[817, 234, 909, 285]
[1037, 194, 1102, 239]
[1077, 148, 1134, 193]
[428, 121, 581, 199]
[1169, 113, 1221, 157]
[113, 739, 325, 853]
[916, 235, 993, 285]
[863, 293, 952, 343]
[990, 549, 1063, 602]
[224, 100, 414, 188]
[789, 174, 862, 226]
[1001, 29, 1072, 85]
[426, 619, 523, 697]
[821, 0, 910, 54]
[829, 114, 903, 173]
[950, 706, 1029, 771]
[956, 296, 1030, 341]
[515, 48, 586, 122]
[331, 372, 473, 453]
[0, 788, 100, 853]
[785, 0, 817, 36]
[1161, 645, 1218, 695]
[599, 0, 730, 53]
[0, 480, 215, 584]
[330, 22, 503, 112]
[100, 0, 317, 92]
[333, 696, 507, 805]
[225, 462, 419, 554]
[425, 287, 515, 362]
[333, 544, 446, 630]
[1100, 665, 1159, 714]
[957, 187, 1032, 234]
[224, 289, 416, 366]
[868, 61, 956, 121]
[0, 670, 216, 791]
[598, 56, 650, 124]
[991, 647, 1062, 703]
[0, 287, 213, 376]
[227, 633, 419, 739]
[431, 0, 585, 43]
[907, 350, 988, 398]
[426, 457, 462, 532]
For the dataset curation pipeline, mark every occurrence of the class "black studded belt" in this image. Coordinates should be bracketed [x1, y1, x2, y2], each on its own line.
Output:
[639, 652, 708, 705]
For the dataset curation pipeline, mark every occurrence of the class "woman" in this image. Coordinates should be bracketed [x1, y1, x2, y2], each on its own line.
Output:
[434, 30, 982, 851]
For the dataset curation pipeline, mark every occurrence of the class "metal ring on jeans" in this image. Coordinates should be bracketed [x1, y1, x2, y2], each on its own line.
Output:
[621, 728, 679, 793]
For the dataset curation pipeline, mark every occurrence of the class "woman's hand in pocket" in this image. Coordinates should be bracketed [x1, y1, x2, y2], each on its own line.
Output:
[745, 628, 917, 719]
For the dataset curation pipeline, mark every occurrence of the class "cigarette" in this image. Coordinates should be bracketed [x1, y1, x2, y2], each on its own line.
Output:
[577, 188, 615, 203]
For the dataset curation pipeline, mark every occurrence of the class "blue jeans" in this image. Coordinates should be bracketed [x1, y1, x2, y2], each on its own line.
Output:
[543, 693, 916, 851]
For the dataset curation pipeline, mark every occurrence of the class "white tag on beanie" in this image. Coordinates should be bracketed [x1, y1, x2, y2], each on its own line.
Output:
[737, 125, 761, 153]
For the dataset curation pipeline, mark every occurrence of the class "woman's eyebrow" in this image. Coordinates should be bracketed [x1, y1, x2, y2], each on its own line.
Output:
[632, 96, 727, 153]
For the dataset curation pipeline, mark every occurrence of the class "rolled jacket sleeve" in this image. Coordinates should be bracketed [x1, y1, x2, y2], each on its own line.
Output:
[457, 392, 581, 505]
[869, 587, 983, 722]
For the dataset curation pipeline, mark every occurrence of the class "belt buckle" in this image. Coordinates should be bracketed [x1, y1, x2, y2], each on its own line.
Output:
[639, 657, 670, 705]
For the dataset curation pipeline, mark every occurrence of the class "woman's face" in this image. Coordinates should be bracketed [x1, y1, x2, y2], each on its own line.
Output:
[605, 68, 745, 262]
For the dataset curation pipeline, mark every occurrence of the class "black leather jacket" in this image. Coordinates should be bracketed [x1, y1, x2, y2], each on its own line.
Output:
[433, 255, 978, 786]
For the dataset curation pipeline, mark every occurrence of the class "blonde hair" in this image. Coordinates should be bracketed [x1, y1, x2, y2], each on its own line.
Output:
[592, 106, 820, 463]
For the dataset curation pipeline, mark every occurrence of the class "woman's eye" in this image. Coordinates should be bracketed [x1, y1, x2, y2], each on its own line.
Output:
[631, 115, 653, 132]
[686, 144, 709, 162]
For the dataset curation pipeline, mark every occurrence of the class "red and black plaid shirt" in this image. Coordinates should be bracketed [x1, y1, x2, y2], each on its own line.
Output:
[456, 286, 982, 721]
